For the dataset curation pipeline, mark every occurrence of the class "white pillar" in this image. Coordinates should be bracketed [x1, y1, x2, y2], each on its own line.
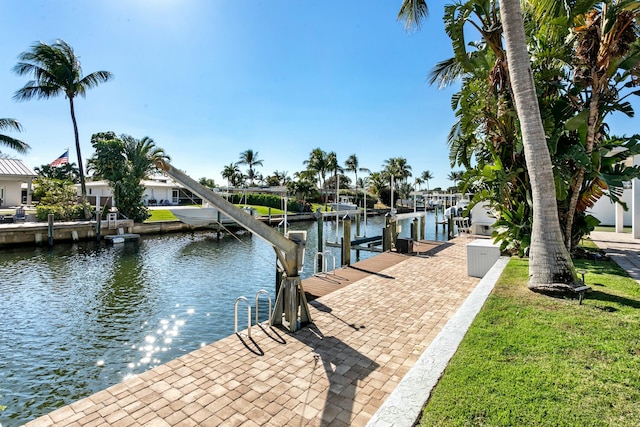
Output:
[615, 201, 624, 233]
[633, 155, 640, 239]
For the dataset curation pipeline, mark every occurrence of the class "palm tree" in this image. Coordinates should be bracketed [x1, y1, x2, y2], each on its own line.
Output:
[13, 40, 113, 211]
[304, 148, 329, 203]
[447, 170, 463, 190]
[399, 0, 576, 290]
[326, 151, 341, 203]
[421, 170, 434, 195]
[344, 154, 359, 202]
[122, 135, 169, 181]
[222, 163, 241, 189]
[0, 118, 29, 155]
[498, 0, 576, 290]
[237, 149, 263, 186]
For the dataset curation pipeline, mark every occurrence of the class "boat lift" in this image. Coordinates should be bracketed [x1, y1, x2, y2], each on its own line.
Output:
[155, 160, 311, 333]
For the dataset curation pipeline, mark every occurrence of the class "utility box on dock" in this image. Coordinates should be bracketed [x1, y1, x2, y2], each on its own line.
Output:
[466, 239, 500, 277]
[396, 238, 413, 254]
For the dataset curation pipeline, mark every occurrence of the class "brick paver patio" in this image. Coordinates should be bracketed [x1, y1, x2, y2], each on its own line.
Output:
[25, 238, 480, 427]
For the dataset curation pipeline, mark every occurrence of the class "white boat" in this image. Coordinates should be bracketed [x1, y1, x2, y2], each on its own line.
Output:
[168, 206, 253, 227]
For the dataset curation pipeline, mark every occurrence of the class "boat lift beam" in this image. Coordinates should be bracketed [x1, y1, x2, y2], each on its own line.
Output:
[155, 160, 311, 332]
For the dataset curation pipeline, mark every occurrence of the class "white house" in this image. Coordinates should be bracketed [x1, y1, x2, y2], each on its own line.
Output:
[80, 175, 202, 208]
[589, 154, 640, 239]
[0, 158, 36, 207]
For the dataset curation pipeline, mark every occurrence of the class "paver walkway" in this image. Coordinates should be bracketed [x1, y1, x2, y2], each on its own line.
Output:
[26, 238, 480, 427]
[589, 231, 640, 283]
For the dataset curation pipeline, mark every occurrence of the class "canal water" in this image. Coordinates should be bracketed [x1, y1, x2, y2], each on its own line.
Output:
[0, 213, 446, 426]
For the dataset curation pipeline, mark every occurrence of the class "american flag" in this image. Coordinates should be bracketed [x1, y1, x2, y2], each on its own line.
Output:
[50, 150, 69, 167]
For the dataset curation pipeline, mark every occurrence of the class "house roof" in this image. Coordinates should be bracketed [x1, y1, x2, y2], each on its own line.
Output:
[0, 158, 36, 177]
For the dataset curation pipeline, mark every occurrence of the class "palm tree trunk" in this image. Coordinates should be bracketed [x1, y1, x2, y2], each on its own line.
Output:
[499, 0, 576, 291]
[69, 98, 90, 218]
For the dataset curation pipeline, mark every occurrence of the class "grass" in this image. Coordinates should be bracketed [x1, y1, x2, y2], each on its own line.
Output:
[144, 205, 290, 222]
[419, 253, 640, 427]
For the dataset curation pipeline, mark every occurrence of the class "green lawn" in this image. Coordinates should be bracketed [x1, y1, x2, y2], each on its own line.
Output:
[419, 253, 640, 426]
[144, 205, 290, 222]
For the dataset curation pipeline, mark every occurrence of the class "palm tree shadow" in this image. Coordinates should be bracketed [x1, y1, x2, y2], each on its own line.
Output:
[587, 290, 640, 311]
[284, 312, 378, 426]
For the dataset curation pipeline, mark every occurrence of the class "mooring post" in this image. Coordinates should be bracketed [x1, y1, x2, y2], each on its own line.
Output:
[420, 214, 426, 240]
[447, 215, 454, 240]
[315, 208, 323, 272]
[217, 211, 221, 240]
[47, 214, 54, 246]
[342, 214, 351, 266]
[96, 211, 101, 242]
[411, 217, 418, 241]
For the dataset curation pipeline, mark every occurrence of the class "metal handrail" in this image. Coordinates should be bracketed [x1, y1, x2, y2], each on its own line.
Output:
[234, 296, 251, 338]
[255, 290, 272, 325]
[323, 250, 336, 275]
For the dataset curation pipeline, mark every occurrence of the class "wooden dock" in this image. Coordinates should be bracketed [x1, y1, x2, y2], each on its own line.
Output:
[303, 240, 447, 300]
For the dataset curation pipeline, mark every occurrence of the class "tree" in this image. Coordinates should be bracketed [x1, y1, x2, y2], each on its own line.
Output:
[199, 177, 216, 188]
[399, 0, 577, 291]
[498, 0, 576, 290]
[344, 154, 359, 202]
[222, 163, 242, 188]
[88, 133, 169, 222]
[0, 118, 29, 155]
[447, 170, 464, 190]
[13, 39, 113, 215]
[34, 162, 80, 183]
[304, 148, 330, 204]
[421, 170, 434, 195]
[237, 149, 263, 186]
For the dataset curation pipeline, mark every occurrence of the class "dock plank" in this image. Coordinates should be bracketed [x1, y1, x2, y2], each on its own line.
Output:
[303, 240, 445, 300]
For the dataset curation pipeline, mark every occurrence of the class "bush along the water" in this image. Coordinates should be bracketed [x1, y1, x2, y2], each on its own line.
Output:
[36, 203, 92, 221]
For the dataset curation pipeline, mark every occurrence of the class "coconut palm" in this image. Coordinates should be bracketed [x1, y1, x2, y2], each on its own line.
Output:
[222, 163, 241, 188]
[13, 40, 113, 211]
[498, 0, 576, 290]
[421, 170, 434, 195]
[399, 0, 577, 291]
[237, 149, 263, 186]
[344, 154, 359, 201]
[304, 148, 329, 203]
[0, 118, 29, 155]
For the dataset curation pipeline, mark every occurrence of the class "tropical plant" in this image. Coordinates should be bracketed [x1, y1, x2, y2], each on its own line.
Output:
[198, 177, 216, 188]
[344, 154, 359, 200]
[0, 118, 29, 155]
[88, 132, 169, 222]
[13, 39, 113, 215]
[237, 149, 263, 186]
[398, 0, 578, 291]
[221, 163, 242, 187]
[304, 148, 330, 204]
[34, 162, 80, 183]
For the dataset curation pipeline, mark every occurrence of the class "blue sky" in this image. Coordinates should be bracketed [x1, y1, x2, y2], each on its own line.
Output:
[1, 1, 638, 191]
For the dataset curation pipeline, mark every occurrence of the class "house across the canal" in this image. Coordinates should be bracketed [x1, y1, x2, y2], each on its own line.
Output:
[0, 158, 36, 208]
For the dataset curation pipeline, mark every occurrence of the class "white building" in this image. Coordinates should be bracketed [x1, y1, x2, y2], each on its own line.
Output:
[0, 158, 35, 207]
[81, 175, 202, 208]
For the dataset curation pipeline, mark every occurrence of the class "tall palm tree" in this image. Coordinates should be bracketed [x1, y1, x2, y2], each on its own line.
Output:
[421, 170, 434, 195]
[498, 0, 576, 290]
[237, 149, 263, 186]
[500, 0, 577, 292]
[13, 40, 113, 210]
[326, 151, 341, 203]
[0, 118, 29, 155]
[344, 154, 359, 202]
[304, 148, 329, 203]
[399, 0, 577, 291]
[222, 163, 241, 188]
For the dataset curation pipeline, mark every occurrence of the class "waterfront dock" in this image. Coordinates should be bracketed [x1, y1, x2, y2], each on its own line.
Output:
[25, 238, 481, 427]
